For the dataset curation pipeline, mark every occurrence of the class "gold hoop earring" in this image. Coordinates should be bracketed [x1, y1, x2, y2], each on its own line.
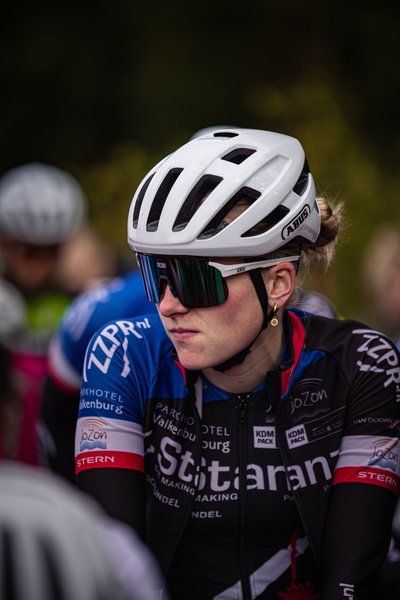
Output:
[271, 304, 279, 327]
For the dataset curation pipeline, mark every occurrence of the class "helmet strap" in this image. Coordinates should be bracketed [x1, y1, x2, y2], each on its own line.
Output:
[212, 269, 274, 372]
[248, 268, 271, 331]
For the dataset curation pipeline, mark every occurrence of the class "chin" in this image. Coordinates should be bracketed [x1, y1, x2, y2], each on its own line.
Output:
[174, 349, 216, 372]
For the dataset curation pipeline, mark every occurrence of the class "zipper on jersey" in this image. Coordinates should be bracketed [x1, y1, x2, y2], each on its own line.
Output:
[238, 394, 251, 600]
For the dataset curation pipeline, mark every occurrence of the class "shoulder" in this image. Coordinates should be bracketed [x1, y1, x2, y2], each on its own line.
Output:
[83, 315, 172, 384]
[60, 270, 156, 341]
[80, 316, 180, 427]
[87, 314, 167, 348]
[291, 310, 400, 389]
[48, 272, 157, 390]
[290, 307, 398, 350]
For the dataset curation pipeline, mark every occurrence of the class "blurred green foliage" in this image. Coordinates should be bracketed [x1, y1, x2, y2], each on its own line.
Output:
[246, 77, 400, 319]
[1, 1, 400, 325]
[76, 143, 156, 254]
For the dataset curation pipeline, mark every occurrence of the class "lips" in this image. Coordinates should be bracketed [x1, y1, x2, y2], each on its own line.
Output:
[169, 328, 197, 342]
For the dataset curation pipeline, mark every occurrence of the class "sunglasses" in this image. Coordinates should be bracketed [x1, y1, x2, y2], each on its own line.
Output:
[136, 253, 299, 308]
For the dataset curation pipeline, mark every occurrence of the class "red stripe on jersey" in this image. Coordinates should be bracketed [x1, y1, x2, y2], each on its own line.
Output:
[174, 359, 186, 384]
[333, 466, 400, 495]
[75, 450, 144, 474]
[281, 313, 305, 396]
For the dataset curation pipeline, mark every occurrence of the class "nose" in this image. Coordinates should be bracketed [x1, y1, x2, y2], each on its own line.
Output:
[158, 285, 189, 316]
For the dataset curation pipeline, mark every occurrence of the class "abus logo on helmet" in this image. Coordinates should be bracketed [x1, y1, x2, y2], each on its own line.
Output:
[157, 262, 167, 269]
[281, 205, 310, 240]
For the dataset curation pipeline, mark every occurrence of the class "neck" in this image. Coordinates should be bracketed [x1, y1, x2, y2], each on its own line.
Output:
[202, 320, 285, 394]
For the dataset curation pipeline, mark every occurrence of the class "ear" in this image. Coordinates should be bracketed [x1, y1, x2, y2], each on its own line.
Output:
[263, 262, 296, 309]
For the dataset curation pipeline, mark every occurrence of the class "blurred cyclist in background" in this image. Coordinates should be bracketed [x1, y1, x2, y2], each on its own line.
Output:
[0, 162, 87, 465]
[0, 162, 87, 347]
[0, 227, 167, 597]
[54, 223, 118, 297]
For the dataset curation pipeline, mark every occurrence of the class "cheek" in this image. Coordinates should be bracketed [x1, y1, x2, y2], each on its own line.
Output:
[219, 276, 263, 327]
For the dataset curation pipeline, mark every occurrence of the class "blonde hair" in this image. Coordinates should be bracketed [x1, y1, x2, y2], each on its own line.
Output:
[222, 194, 344, 278]
[298, 196, 345, 276]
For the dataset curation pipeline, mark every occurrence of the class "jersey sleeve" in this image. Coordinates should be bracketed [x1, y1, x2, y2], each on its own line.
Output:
[48, 271, 156, 394]
[321, 326, 400, 597]
[332, 327, 400, 496]
[320, 481, 396, 599]
[74, 315, 170, 477]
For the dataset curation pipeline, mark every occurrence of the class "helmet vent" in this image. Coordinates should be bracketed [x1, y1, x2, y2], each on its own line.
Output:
[147, 168, 183, 232]
[132, 173, 155, 229]
[222, 148, 256, 165]
[198, 187, 261, 240]
[293, 158, 310, 196]
[173, 175, 223, 232]
[242, 205, 290, 237]
[213, 132, 239, 138]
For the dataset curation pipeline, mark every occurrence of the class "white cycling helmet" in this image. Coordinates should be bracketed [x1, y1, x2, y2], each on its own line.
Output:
[0, 462, 165, 600]
[0, 463, 124, 600]
[128, 128, 320, 258]
[0, 163, 87, 245]
[188, 125, 238, 141]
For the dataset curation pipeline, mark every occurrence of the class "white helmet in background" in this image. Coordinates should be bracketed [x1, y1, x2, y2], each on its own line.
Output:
[0, 162, 87, 245]
[128, 128, 320, 258]
[0, 462, 167, 600]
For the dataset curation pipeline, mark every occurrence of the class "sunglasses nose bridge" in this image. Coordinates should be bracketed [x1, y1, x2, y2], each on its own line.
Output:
[158, 275, 178, 301]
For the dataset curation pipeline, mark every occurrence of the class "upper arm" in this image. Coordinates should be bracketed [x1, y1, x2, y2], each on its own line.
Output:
[321, 328, 400, 597]
[77, 467, 146, 538]
[332, 327, 400, 495]
[75, 319, 150, 478]
[74, 316, 168, 534]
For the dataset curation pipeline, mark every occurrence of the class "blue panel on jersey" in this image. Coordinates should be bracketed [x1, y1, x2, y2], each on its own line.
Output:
[58, 270, 157, 374]
[79, 315, 171, 426]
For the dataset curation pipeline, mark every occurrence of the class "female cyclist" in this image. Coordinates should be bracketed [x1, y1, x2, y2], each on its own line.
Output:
[75, 128, 400, 599]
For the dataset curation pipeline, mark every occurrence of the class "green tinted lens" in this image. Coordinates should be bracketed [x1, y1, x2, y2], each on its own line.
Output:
[174, 259, 228, 308]
[137, 254, 229, 308]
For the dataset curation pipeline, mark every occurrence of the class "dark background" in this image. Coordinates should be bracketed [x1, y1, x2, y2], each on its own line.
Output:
[1, 1, 399, 324]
